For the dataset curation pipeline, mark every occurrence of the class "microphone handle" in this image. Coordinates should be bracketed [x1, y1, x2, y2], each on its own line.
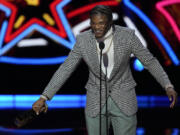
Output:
[14, 109, 38, 128]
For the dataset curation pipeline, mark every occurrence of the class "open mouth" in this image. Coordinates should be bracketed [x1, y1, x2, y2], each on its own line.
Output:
[94, 30, 102, 33]
[94, 30, 103, 36]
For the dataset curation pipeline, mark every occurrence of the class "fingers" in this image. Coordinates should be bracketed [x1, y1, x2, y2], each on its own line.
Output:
[166, 89, 178, 109]
[168, 96, 172, 102]
[170, 99, 176, 108]
[169, 94, 178, 108]
[170, 99, 175, 108]
[32, 104, 41, 115]
[44, 103, 48, 113]
[32, 101, 44, 115]
[32, 101, 48, 115]
[40, 105, 48, 113]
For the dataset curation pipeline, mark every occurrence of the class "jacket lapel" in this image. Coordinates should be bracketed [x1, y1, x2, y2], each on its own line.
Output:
[109, 27, 121, 80]
[87, 31, 106, 79]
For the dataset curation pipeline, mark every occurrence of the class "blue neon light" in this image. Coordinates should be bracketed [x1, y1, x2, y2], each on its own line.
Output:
[0, 127, 73, 134]
[0, 94, 179, 109]
[172, 128, 179, 135]
[0, 127, 179, 135]
[0, 127, 153, 135]
[0, 21, 8, 48]
[123, 0, 179, 66]
[0, 0, 75, 65]
[0, 56, 67, 65]
[0, 0, 179, 66]
[136, 128, 145, 135]
[133, 59, 144, 71]
[56, 0, 76, 45]
[0, 4, 11, 17]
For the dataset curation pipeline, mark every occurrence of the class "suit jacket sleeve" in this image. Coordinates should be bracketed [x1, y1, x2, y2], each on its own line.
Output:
[130, 30, 173, 90]
[42, 35, 83, 100]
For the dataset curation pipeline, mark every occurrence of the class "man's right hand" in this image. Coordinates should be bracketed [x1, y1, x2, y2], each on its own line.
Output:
[32, 97, 48, 115]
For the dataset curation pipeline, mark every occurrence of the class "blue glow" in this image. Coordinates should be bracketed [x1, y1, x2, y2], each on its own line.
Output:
[0, 127, 179, 135]
[172, 128, 179, 135]
[136, 128, 145, 135]
[0, 95, 14, 108]
[136, 96, 148, 108]
[0, 21, 8, 48]
[0, 0, 75, 65]
[15, 95, 39, 101]
[0, 4, 11, 17]
[52, 95, 84, 101]
[0, 25, 38, 55]
[0, 56, 67, 65]
[133, 59, 144, 71]
[32, 24, 74, 49]
[0, 95, 13, 101]
[0, 126, 73, 134]
[0, 23, 73, 55]
[149, 96, 172, 107]
[0, 95, 179, 109]
[56, 0, 76, 47]
[149, 96, 155, 107]
[137, 96, 171, 108]
[0, 103, 13, 108]
[123, 0, 179, 65]
[0, 0, 179, 66]
[47, 95, 86, 108]
[48, 102, 85, 108]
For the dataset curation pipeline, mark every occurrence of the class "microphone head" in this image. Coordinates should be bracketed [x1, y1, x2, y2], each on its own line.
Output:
[99, 42, 105, 50]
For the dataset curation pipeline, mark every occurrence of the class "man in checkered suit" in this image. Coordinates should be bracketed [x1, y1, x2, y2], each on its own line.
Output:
[33, 5, 177, 135]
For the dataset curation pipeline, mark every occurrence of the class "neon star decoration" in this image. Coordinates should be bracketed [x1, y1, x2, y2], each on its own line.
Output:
[66, 0, 179, 71]
[0, 0, 179, 66]
[0, 0, 75, 65]
[0, 0, 119, 65]
[156, 0, 180, 42]
[2, 0, 68, 43]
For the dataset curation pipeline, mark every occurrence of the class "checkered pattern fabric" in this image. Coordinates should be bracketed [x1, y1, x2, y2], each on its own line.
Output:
[42, 25, 173, 117]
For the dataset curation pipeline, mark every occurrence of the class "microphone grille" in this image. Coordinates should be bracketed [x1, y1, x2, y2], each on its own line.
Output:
[99, 42, 105, 50]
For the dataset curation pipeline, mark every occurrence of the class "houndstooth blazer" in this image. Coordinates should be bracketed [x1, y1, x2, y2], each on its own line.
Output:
[42, 25, 172, 117]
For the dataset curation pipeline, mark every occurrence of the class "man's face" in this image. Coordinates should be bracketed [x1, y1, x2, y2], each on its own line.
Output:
[90, 14, 111, 39]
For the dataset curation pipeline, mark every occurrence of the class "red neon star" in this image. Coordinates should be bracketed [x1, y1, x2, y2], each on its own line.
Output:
[0, 0, 67, 43]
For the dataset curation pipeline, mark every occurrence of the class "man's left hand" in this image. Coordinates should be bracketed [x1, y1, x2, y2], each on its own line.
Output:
[166, 87, 178, 108]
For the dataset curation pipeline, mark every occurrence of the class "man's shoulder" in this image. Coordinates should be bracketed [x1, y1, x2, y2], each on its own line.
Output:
[76, 29, 92, 38]
[114, 25, 134, 34]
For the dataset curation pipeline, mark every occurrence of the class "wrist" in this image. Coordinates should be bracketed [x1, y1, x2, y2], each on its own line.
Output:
[40, 95, 48, 101]
[165, 84, 174, 91]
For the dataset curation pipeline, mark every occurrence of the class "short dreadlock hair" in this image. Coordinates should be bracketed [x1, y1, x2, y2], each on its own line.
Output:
[90, 5, 113, 23]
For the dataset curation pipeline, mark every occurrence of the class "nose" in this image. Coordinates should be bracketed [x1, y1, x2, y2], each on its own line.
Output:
[92, 24, 100, 30]
[94, 24, 101, 30]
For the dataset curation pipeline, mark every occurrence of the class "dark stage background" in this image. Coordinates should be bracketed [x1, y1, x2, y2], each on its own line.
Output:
[0, 0, 180, 134]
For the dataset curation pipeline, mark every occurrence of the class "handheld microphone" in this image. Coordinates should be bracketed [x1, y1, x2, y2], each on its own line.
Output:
[99, 42, 105, 50]
[14, 109, 38, 128]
